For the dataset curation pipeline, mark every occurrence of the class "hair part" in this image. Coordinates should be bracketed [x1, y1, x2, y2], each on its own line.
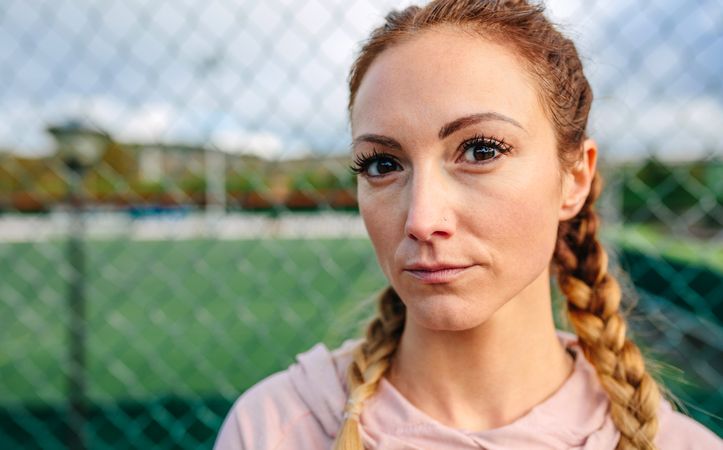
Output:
[339, 1, 661, 449]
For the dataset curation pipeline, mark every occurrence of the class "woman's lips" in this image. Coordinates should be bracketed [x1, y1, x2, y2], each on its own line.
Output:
[403, 265, 473, 284]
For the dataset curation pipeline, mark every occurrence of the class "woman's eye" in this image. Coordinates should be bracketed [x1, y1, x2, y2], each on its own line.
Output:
[462, 142, 498, 162]
[459, 137, 510, 164]
[351, 152, 402, 177]
[367, 157, 401, 176]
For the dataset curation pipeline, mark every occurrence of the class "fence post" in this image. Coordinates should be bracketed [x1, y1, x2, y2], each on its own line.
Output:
[67, 168, 87, 450]
[48, 120, 108, 450]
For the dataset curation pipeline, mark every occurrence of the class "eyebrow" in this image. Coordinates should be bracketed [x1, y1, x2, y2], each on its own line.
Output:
[351, 134, 402, 151]
[352, 111, 525, 151]
[438, 112, 525, 139]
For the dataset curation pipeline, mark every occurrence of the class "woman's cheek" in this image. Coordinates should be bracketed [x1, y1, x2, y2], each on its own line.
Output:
[472, 166, 561, 272]
[359, 187, 402, 279]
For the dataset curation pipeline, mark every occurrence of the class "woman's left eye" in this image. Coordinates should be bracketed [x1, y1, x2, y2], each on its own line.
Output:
[459, 137, 510, 164]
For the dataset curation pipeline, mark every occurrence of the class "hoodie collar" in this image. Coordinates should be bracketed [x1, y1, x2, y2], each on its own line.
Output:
[288, 332, 620, 449]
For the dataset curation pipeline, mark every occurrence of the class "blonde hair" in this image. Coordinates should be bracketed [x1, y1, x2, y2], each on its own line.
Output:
[337, 1, 662, 449]
[334, 288, 405, 448]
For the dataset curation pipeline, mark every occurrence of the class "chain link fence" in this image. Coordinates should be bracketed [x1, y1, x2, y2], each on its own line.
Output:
[1, 0, 721, 448]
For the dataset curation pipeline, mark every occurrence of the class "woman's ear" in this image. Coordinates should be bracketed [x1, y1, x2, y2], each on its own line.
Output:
[559, 138, 597, 221]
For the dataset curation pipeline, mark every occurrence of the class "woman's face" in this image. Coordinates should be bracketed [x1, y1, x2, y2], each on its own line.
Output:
[352, 27, 586, 331]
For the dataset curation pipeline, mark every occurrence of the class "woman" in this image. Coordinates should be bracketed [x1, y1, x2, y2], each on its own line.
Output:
[215, 1, 721, 449]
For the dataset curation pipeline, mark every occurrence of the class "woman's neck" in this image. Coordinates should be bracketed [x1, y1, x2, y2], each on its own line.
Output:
[386, 275, 574, 431]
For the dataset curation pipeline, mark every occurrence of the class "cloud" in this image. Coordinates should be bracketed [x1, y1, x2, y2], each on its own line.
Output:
[0, 96, 175, 155]
[211, 129, 284, 158]
[0, 0, 720, 161]
[592, 97, 723, 161]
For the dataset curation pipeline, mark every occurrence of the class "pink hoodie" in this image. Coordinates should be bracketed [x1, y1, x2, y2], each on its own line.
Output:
[214, 332, 721, 449]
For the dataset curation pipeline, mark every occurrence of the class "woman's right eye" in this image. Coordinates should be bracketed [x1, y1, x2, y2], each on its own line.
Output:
[351, 152, 402, 178]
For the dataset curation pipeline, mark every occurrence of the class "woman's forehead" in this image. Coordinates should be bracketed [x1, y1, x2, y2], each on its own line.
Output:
[351, 28, 546, 137]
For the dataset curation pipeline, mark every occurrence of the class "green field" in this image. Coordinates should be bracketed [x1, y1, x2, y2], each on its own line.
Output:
[1, 238, 386, 404]
[1, 234, 721, 447]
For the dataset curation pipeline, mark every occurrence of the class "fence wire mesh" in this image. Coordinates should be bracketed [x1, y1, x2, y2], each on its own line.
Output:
[1, 0, 721, 448]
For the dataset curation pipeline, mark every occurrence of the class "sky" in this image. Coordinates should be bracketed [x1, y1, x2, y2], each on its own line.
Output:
[1, 0, 722, 161]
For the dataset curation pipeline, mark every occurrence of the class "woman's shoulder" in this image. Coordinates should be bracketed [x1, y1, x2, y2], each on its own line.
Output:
[558, 331, 721, 448]
[213, 340, 358, 450]
[656, 400, 722, 449]
[213, 368, 313, 450]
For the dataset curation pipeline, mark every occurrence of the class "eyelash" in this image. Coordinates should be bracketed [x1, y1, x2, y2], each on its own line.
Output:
[349, 148, 393, 175]
[349, 135, 513, 177]
[458, 134, 512, 163]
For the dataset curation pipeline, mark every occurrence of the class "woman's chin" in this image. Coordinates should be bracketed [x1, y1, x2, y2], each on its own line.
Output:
[402, 293, 497, 332]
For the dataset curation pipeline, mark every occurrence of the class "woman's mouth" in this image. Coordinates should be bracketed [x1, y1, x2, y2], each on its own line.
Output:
[403, 264, 473, 284]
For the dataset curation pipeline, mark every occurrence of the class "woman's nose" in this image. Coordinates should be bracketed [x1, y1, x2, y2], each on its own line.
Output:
[403, 169, 455, 242]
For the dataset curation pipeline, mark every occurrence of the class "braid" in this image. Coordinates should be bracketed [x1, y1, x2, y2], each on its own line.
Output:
[333, 287, 405, 450]
[555, 173, 661, 450]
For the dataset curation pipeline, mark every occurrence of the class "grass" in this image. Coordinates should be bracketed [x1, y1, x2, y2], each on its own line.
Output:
[0, 238, 385, 406]
[604, 223, 723, 272]
[1, 232, 721, 447]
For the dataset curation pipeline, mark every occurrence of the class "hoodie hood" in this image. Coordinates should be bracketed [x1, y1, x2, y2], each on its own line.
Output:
[287, 340, 352, 437]
[287, 332, 621, 449]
